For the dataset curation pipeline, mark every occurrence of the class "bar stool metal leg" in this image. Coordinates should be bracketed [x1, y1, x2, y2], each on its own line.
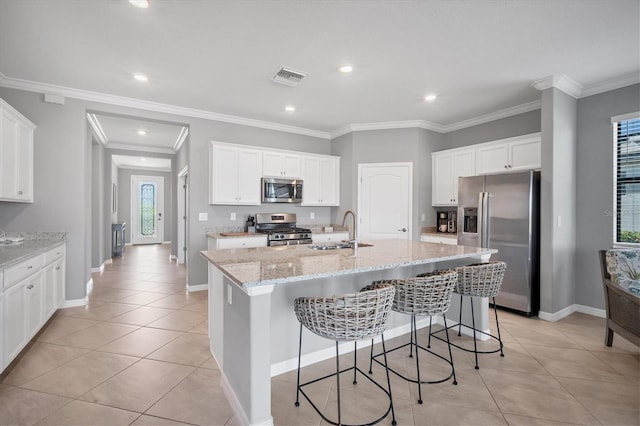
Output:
[295, 323, 302, 407]
[368, 339, 374, 374]
[335, 342, 342, 426]
[458, 294, 463, 336]
[427, 316, 433, 349]
[413, 315, 423, 404]
[353, 342, 358, 384]
[442, 313, 458, 385]
[409, 318, 414, 358]
[380, 335, 397, 426]
[493, 297, 505, 357]
[470, 297, 479, 370]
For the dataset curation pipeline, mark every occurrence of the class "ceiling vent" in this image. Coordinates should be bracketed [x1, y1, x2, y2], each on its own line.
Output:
[272, 67, 308, 86]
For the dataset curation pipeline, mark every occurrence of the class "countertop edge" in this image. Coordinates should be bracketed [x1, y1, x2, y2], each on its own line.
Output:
[0, 238, 67, 270]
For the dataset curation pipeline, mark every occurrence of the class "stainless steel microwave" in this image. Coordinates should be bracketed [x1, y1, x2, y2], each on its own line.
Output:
[261, 178, 303, 203]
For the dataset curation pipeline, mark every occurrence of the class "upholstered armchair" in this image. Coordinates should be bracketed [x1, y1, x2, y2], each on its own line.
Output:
[599, 249, 640, 347]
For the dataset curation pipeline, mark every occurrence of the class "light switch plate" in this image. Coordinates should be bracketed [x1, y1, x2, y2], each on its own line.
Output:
[230, 212, 236, 221]
[198, 213, 208, 221]
[310, 212, 315, 220]
[226, 284, 232, 305]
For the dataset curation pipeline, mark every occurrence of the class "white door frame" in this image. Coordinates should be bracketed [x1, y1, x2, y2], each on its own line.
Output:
[357, 162, 413, 240]
[177, 166, 188, 264]
[131, 175, 164, 244]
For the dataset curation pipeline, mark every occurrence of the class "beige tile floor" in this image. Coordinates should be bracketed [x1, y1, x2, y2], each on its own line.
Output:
[0, 244, 638, 425]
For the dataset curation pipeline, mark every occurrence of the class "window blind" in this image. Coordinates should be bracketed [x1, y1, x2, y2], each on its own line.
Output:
[615, 117, 640, 244]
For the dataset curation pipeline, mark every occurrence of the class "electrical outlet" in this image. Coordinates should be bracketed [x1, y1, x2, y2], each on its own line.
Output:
[226, 284, 232, 305]
[310, 212, 315, 220]
[421, 213, 426, 222]
[198, 213, 208, 221]
[230, 212, 236, 221]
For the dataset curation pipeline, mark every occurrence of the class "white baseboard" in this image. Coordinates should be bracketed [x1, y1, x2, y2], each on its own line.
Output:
[91, 258, 113, 273]
[86, 278, 94, 296]
[220, 369, 272, 426]
[162, 241, 171, 245]
[539, 304, 606, 322]
[170, 254, 177, 261]
[188, 283, 208, 292]
[61, 297, 88, 308]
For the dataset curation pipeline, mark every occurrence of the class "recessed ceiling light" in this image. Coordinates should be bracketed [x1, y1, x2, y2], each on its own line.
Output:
[285, 105, 296, 112]
[133, 73, 148, 82]
[339, 65, 353, 74]
[424, 94, 437, 102]
[140, 157, 147, 162]
[129, 0, 150, 8]
[138, 130, 147, 135]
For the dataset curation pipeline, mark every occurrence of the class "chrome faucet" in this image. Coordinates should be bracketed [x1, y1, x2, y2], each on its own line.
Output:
[342, 210, 358, 256]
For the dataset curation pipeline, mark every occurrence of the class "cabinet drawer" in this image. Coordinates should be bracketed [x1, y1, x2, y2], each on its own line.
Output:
[44, 244, 65, 264]
[312, 232, 349, 244]
[216, 236, 267, 250]
[420, 235, 457, 246]
[4, 254, 44, 289]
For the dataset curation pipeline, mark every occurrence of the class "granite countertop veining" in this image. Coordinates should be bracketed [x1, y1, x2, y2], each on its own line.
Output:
[0, 232, 68, 270]
[201, 239, 496, 292]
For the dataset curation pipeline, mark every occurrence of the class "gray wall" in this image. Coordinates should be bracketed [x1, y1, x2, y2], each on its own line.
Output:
[117, 168, 173, 244]
[539, 88, 578, 314]
[0, 88, 90, 300]
[91, 141, 105, 268]
[331, 127, 445, 239]
[443, 109, 541, 149]
[575, 83, 640, 309]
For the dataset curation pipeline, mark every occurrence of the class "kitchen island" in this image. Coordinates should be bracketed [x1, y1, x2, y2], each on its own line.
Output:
[201, 239, 496, 426]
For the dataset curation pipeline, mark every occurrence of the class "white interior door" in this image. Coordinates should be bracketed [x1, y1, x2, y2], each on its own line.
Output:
[131, 175, 164, 245]
[177, 167, 188, 264]
[358, 163, 412, 240]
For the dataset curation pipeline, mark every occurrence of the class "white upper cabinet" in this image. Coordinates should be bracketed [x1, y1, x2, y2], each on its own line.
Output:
[301, 155, 340, 206]
[262, 152, 301, 178]
[432, 148, 475, 206]
[476, 133, 541, 174]
[210, 143, 262, 205]
[0, 99, 35, 203]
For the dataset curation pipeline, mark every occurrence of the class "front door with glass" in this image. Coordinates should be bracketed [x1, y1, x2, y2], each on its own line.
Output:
[131, 175, 164, 245]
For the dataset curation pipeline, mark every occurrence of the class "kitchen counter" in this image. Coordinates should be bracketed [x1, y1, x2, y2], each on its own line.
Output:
[201, 239, 496, 425]
[201, 239, 493, 292]
[0, 232, 68, 269]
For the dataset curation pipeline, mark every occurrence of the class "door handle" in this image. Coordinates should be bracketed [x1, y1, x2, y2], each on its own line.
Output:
[397, 227, 407, 232]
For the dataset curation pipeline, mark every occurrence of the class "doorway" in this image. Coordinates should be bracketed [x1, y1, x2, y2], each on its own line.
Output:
[358, 162, 413, 240]
[131, 175, 164, 244]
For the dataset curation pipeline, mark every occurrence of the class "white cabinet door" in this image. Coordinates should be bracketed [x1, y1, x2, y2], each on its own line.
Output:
[3, 280, 27, 363]
[16, 123, 33, 202]
[210, 144, 262, 205]
[432, 149, 474, 206]
[312, 232, 349, 244]
[262, 152, 301, 178]
[43, 263, 56, 320]
[0, 109, 19, 200]
[25, 274, 43, 340]
[301, 156, 339, 206]
[432, 153, 454, 205]
[54, 259, 65, 309]
[476, 143, 509, 175]
[215, 235, 267, 250]
[236, 148, 262, 204]
[509, 138, 541, 171]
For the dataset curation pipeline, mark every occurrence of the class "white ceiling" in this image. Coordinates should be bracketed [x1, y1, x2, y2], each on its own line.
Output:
[1, 0, 638, 136]
[112, 154, 172, 172]
[89, 113, 187, 153]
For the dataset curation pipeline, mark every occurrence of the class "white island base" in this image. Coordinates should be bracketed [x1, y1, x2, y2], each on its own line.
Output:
[201, 240, 497, 425]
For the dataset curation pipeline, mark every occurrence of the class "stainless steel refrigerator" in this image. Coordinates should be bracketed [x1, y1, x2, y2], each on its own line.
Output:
[457, 170, 540, 316]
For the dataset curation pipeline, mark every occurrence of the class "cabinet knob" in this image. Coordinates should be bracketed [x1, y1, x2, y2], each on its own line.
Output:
[18, 190, 23, 195]
[27, 284, 34, 290]
[27, 265, 33, 269]
[504, 165, 508, 169]
[55, 266, 61, 271]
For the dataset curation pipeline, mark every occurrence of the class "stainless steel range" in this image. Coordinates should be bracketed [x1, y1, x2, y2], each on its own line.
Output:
[255, 213, 312, 246]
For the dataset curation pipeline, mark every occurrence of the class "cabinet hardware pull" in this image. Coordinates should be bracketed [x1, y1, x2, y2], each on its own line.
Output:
[27, 266, 33, 269]
[18, 190, 23, 195]
[55, 267, 61, 271]
[27, 284, 34, 290]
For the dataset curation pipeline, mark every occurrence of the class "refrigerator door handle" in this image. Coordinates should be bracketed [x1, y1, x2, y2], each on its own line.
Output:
[483, 192, 490, 248]
[477, 192, 485, 247]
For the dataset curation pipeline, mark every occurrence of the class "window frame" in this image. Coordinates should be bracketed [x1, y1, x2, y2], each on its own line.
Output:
[612, 111, 640, 248]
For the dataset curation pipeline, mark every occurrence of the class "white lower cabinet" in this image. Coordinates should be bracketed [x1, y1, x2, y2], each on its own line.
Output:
[420, 234, 457, 245]
[1, 243, 66, 373]
[311, 232, 349, 244]
[209, 235, 268, 250]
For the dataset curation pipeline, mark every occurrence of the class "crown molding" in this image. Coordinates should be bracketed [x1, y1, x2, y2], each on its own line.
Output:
[174, 126, 189, 152]
[114, 164, 172, 173]
[0, 72, 331, 140]
[107, 141, 176, 154]
[330, 120, 446, 139]
[532, 74, 584, 98]
[86, 113, 108, 145]
[441, 100, 542, 132]
[580, 72, 640, 98]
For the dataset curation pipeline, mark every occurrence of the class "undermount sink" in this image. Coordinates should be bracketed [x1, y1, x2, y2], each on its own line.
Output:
[308, 242, 374, 250]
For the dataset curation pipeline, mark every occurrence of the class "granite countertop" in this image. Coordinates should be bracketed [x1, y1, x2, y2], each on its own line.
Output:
[200, 239, 496, 291]
[0, 232, 68, 270]
[207, 225, 349, 239]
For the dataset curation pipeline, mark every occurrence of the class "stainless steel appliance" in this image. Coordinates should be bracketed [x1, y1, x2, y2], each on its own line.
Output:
[261, 178, 303, 203]
[457, 170, 540, 315]
[255, 213, 312, 246]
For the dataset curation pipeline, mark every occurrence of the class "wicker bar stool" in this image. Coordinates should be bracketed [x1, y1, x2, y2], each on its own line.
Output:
[368, 270, 458, 405]
[294, 283, 397, 426]
[431, 261, 506, 370]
